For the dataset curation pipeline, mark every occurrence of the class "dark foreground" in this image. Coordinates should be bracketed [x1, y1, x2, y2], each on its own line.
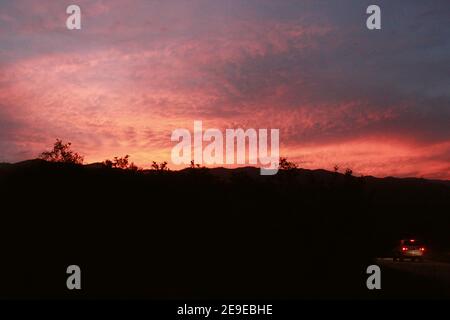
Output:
[0, 160, 449, 299]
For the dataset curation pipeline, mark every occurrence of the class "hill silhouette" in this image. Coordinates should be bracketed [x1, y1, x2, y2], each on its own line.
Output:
[0, 159, 449, 299]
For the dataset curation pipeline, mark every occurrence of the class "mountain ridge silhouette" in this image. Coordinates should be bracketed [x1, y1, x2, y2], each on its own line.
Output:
[0, 157, 449, 299]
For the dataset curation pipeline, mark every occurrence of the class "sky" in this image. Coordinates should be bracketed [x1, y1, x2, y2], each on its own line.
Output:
[0, 0, 449, 179]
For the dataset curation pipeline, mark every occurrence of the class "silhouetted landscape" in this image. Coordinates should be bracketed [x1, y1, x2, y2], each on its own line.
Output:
[2, 0, 450, 307]
[1, 157, 449, 299]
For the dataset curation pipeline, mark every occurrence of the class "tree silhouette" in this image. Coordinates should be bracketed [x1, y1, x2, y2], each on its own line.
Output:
[189, 160, 203, 169]
[279, 157, 298, 170]
[104, 155, 141, 171]
[334, 164, 339, 173]
[151, 161, 169, 171]
[39, 139, 84, 164]
[113, 155, 130, 169]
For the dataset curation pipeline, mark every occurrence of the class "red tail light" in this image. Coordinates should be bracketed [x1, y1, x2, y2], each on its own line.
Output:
[402, 247, 408, 251]
[420, 247, 425, 251]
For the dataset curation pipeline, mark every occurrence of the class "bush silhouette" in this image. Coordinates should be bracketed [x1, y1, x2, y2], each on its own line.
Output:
[151, 161, 169, 171]
[103, 155, 141, 171]
[189, 160, 204, 169]
[39, 139, 84, 164]
[334, 164, 339, 173]
[279, 157, 298, 170]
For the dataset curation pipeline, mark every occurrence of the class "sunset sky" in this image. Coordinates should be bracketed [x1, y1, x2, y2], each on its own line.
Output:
[0, 0, 449, 179]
